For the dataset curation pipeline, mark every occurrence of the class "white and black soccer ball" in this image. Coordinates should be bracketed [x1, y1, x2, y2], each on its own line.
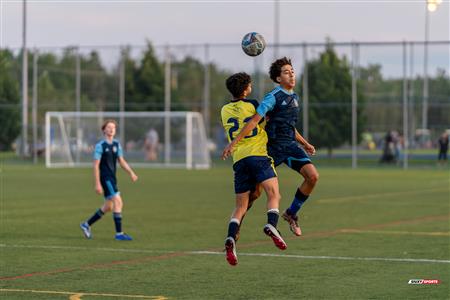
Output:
[241, 32, 266, 57]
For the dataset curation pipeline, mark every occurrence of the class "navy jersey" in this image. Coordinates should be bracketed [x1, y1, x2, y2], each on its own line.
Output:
[256, 86, 300, 144]
[93, 139, 123, 180]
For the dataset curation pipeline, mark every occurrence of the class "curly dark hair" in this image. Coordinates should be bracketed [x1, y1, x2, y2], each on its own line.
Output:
[225, 72, 251, 98]
[269, 57, 292, 83]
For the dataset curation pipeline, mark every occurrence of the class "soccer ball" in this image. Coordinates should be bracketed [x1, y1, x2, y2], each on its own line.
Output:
[241, 32, 266, 57]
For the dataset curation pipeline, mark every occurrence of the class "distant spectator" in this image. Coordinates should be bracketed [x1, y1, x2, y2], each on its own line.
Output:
[380, 131, 395, 164]
[392, 131, 402, 164]
[437, 132, 449, 165]
[144, 128, 159, 161]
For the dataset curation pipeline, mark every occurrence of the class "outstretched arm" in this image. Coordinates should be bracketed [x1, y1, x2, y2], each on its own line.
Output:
[222, 113, 263, 160]
[295, 128, 316, 156]
[118, 157, 138, 182]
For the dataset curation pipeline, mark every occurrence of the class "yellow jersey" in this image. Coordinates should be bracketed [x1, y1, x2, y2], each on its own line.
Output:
[221, 99, 268, 163]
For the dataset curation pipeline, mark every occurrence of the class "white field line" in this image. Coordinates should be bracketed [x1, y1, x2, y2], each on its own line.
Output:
[0, 243, 175, 254]
[1, 243, 449, 264]
[317, 187, 449, 204]
[337, 229, 450, 236]
[191, 251, 450, 264]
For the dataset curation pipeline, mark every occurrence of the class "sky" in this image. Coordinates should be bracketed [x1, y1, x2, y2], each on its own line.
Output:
[1, 0, 449, 76]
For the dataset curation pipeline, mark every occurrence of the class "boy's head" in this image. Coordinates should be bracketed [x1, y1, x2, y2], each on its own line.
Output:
[226, 72, 252, 98]
[269, 57, 293, 84]
[101, 119, 117, 136]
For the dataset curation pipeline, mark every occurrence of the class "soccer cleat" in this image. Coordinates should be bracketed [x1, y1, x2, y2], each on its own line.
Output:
[80, 222, 92, 239]
[224, 237, 238, 266]
[282, 210, 302, 236]
[115, 233, 133, 241]
[263, 224, 287, 250]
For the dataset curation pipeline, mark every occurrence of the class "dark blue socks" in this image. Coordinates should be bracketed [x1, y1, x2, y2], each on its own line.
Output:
[113, 212, 122, 233]
[87, 208, 104, 226]
[287, 189, 309, 216]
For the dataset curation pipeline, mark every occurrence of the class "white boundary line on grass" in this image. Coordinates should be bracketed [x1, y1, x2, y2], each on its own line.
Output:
[191, 251, 450, 264]
[317, 187, 449, 204]
[0, 243, 174, 254]
[2, 244, 449, 264]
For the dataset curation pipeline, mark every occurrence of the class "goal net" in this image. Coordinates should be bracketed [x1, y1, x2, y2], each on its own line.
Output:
[45, 111, 211, 169]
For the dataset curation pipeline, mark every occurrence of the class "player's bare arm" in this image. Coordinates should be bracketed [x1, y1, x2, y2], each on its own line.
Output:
[222, 113, 263, 160]
[93, 159, 103, 194]
[295, 129, 316, 156]
[118, 157, 138, 182]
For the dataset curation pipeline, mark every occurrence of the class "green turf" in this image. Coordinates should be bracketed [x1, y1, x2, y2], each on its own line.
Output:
[0, 161, 449, 299]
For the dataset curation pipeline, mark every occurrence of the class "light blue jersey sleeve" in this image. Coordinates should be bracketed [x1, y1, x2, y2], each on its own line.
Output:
[117, 142, 124, 157]
[256, 92, 276, 117]
[93, 142, 103, 160]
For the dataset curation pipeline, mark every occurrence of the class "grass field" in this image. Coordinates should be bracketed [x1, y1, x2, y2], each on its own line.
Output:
[0, 160, 449, 299]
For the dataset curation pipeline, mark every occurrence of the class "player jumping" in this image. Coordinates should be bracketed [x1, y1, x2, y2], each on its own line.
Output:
[223, 57, 319, 237]
[221, 72, 287, 266]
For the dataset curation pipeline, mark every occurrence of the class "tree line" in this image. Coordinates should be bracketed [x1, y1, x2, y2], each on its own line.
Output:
[1, 42, 448, 152]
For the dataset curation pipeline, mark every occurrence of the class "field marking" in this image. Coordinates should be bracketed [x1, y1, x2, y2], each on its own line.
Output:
[317, 187, 449, 204]
[1, 214, 448, 281]
[230, 214, 450, 251]
[337, 229, 450, 236]
[191, 251, 450, 264]
[0, 243, 174, 255]
[0, 288, 167, 299]
[0, 251, 186, 281]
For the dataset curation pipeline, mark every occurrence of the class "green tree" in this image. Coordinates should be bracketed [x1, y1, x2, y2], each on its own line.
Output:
[429, 68, 450, 132]
[0, 49, 21, 150]
[126, 42, 164, 111]
[302, 43, 365, 155]
[81, 50, 109, 111]
[171, 56, 204, 111]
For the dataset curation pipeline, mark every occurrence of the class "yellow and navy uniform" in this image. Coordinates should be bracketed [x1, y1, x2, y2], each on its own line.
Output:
[221, 98, 268, 163]
[221, 98, 276, 194]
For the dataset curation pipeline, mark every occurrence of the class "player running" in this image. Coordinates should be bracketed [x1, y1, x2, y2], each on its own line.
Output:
[80, 119, 138, 241]
[221, 72, 287, 266]
[223, 57, 319, 237]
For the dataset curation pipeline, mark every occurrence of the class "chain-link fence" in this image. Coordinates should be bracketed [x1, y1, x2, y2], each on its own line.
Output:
[3, 40, 449, 167]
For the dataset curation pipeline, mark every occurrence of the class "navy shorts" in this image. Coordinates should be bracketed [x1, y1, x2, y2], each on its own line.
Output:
[233, 156, 277, 194]
[101, 177, 120, 200]
[268, 141, 312, 172]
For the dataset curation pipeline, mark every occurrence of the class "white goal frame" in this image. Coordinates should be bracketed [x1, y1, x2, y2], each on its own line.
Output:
[45, 111, 211, 169]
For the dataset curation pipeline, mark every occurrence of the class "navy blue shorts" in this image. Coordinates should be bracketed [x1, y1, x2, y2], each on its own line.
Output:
[101, 177, 120, 200]
[233, 156, 277, 194]
[268, 141, 312, 172]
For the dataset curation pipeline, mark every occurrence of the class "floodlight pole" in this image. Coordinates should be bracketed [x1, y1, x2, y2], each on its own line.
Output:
[302, 43, 309, 140]
[164, 45, 171, 165]
[402, 41, 409, 169]
[422, 3, 429, 133]
[119, 50, 125, 145]
[274, 0, 280, 59]
[203, 44, 210, 138]
[351, 43, 359, 169]
[75, 48, 81, 163]
[32, 49, 38, 164]
[408, 43, 415, 148]
[21, 0, 29, 157]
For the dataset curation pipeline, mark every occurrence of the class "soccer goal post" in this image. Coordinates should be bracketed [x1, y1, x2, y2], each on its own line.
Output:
[45, 111, 211, 169]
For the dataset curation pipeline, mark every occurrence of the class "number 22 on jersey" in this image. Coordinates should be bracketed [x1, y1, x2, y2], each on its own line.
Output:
[227, 117, 257, 141]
